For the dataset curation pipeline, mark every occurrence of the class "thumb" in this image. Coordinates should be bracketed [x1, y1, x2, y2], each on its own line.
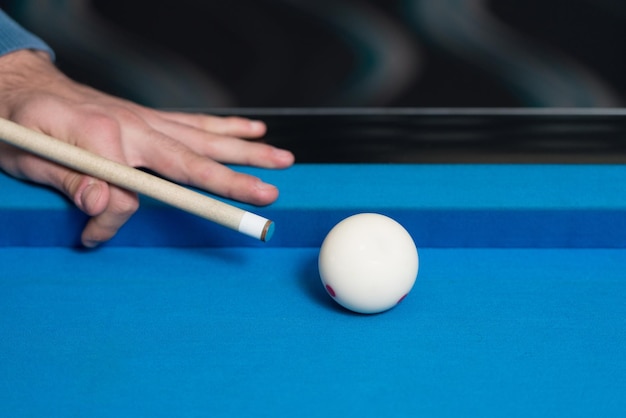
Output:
[62, 171, 111, 217]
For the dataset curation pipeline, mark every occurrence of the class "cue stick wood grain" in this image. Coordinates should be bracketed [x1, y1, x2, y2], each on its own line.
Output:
[0, 117, 252, 236]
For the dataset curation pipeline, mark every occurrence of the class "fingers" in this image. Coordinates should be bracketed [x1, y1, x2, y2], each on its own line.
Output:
[61, 171, 110, 216]
[59, 169, 139, 248]
[1, 51, 295, 248]
[2, 93, 293, 246]
[0, 141, 110, 217]
[9, 103, 141, 247]
[135, 129, 280, 205]
[141, 113, 295, 169]
[0, 145, 128, 247]
[155, 110, 267, 138]
[196, 136, 294, 168]
[80, 186, 138, 248]
[129, 109, 294, 205]
[56, 109, 141, 247]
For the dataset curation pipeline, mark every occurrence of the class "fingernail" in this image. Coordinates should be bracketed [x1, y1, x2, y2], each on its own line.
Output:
[81, 232, 102, 248]
[250, 120, 265, 131]
[82, 238, 100, 249]
[273, 148, 294, 163]
[255, 179, 276, 191]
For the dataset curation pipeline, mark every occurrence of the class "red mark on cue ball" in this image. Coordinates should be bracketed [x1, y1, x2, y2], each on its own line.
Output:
[325, 284, 336, 298]
[397, 294, 408, 304]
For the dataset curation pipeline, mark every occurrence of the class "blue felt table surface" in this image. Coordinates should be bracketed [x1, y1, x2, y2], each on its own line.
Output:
[1, 164, 626, 416]
[2, 164, 626, 247]
[1, 247, 625, 417]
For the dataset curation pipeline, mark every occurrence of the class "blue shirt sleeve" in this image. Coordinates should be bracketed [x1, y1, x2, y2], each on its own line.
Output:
[0, 9, 54, 58]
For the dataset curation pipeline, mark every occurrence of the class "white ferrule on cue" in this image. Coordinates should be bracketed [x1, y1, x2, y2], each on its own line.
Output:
[0, 117, 274, 242]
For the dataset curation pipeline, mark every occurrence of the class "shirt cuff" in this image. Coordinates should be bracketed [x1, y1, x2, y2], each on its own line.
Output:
[0, 9, 55, 59]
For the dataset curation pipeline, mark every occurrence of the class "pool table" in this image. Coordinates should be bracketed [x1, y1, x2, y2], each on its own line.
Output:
[1, 109, 626, 417]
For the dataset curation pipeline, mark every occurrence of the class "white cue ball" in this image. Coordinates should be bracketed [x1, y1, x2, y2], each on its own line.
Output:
[318, 213, 419, 314]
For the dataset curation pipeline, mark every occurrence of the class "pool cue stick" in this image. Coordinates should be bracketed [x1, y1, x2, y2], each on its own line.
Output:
[0, 117, 274, 242]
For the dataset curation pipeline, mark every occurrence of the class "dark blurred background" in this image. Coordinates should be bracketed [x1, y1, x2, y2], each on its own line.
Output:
[3, 0, 625, 109]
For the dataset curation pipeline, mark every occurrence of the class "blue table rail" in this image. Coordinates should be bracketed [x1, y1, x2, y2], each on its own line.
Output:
[3, 164, 626, 248]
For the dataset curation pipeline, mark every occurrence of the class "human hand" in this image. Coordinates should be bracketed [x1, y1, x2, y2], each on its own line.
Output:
[0, 50, 294, 247]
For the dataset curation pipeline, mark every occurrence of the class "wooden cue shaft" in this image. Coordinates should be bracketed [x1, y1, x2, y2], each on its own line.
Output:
[0, 117, 273, 241]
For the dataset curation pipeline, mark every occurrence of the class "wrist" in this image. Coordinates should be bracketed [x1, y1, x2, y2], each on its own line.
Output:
[0, 49, 67, 117]
[0, 48, 57, 79]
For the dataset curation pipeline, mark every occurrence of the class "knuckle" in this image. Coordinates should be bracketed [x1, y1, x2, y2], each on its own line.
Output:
[61, 172, 84, 203]
[221, 172, 253, 201]
[110, 194, 140, 217]
[9, 95, 59, 124]
[171, 152, 207, 185]
[195, 161, 222, 187]
[81, 113, 121, 141]
[111, 106, 144, 126]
